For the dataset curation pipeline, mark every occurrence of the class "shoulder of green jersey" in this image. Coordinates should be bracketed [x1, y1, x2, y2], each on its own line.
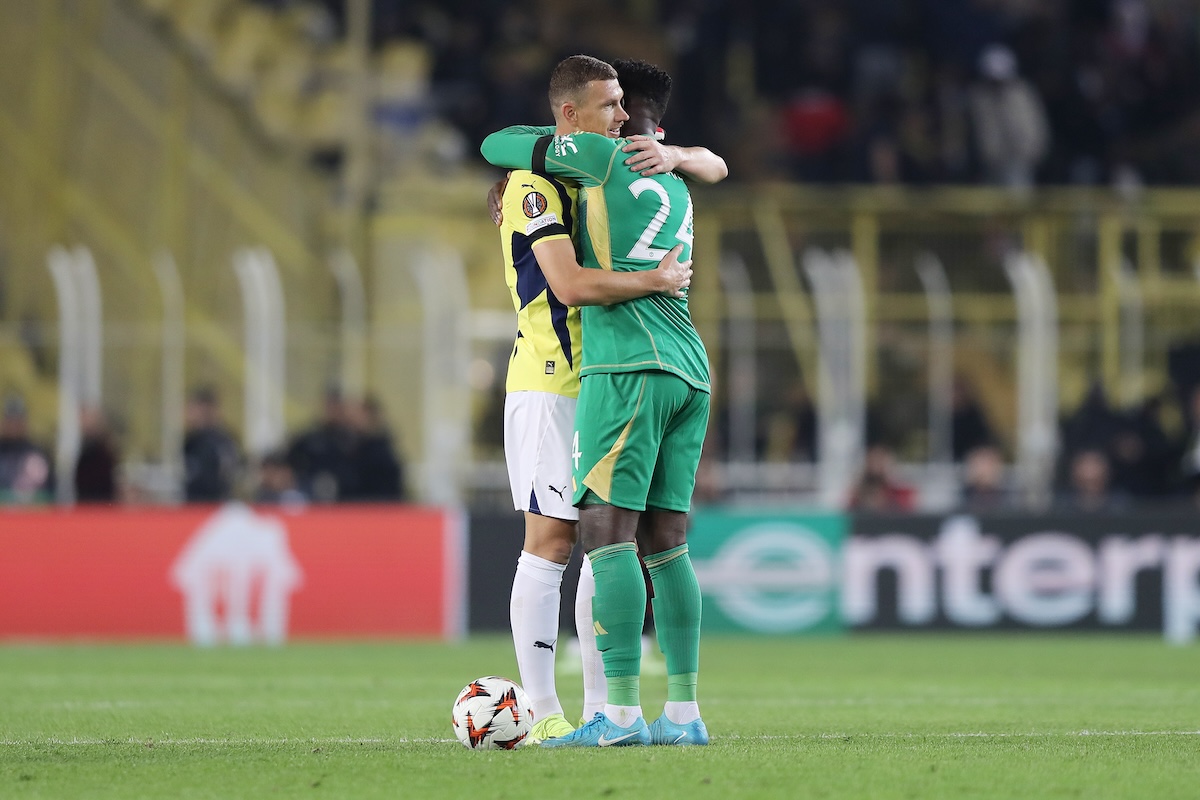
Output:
[548, 133, 621, 185]
[553, 132, 622, 156]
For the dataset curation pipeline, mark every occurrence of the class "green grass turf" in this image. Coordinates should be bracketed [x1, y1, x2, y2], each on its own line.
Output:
[2, 634, 1199, 799]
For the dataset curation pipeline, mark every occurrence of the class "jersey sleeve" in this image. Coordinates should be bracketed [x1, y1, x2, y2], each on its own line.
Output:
[480, 125, 555, 171]
[482, 127, 622, 188]
[503, 172, 570, 245]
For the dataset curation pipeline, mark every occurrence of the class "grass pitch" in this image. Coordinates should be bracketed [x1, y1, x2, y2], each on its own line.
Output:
[2, 634, 1198, 799]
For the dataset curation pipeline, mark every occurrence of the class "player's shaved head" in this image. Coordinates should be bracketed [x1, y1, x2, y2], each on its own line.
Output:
[548, 55, 618, 109]
[612, 59, 672, 122]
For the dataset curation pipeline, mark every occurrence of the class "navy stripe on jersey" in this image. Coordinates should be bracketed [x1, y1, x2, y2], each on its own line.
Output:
[532, 135, 554, 175]
[511, 233, 574, 368]
[529, 222, 569, 244]
[546, 176, 575, 237]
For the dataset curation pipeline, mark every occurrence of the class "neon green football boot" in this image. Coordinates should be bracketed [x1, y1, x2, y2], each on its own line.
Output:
[528, 712, 575, 744]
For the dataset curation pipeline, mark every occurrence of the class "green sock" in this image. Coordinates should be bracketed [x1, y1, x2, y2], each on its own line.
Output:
[588, 542, 646, 706]
[667, 672, 698, 704]
[645, 544, 701, 702]
[606, 676, 640, 709]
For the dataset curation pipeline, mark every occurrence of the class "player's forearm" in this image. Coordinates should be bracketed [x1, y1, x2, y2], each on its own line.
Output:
[557, 267, 670, 307]
[480, 126, 555, 170]
[537, 239, 664, 307]
[674, 146, 728, 184]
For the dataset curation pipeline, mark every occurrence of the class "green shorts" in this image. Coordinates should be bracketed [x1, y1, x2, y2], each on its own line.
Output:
[571, 371, 710, 512]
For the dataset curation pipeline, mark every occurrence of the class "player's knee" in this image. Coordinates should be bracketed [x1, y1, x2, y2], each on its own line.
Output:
[651, 529, 686, 552]
[578, 504, 639, 552]
[524, 536, 574, 564]
[644, 508, 688, 554]
[522, 516, 577, 564]
[580, 527, 627, 552]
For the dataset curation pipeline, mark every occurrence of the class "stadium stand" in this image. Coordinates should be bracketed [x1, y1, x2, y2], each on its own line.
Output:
[4, 0, 1200, 508]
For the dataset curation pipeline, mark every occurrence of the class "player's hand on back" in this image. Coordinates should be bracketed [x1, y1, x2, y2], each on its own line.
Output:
[622, 136, 681, 177]
[653, 245, 692, 298]
[487, 173, 511, 226]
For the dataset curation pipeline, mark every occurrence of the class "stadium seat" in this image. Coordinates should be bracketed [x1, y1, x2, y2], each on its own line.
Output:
[137, 0, 177, 20]
[301, 87, 351, 150]
[375, 40, 432, 104]
[212, 4, 282, 97]
[171, 0, 235, 61]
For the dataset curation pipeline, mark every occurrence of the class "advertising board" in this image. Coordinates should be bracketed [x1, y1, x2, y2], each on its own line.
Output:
[0, 503, 465, 641]
[847, 513, 1200, 641]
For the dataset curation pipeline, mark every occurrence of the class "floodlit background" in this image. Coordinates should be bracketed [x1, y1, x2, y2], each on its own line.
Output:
[3, 0, 1200, 512]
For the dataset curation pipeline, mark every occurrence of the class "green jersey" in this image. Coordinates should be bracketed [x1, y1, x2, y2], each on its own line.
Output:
[481, 126, 710, 393]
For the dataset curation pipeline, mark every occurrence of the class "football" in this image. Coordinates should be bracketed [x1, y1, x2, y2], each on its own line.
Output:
[451, 676, 534, 750]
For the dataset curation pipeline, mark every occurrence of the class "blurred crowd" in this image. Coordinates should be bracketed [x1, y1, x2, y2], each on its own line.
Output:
[699, 343, 1200, 512]
[252, 0, 1200, 188]
[5, 364, 1200, 511]
[183, 384, 407, 506]
[0, 386, 406, 507]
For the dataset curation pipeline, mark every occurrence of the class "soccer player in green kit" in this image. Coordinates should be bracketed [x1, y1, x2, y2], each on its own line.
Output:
[481, 57, 726, 747]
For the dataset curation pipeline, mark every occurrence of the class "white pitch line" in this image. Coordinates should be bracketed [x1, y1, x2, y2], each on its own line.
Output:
[0, 737, 398, 746]
[3, 731, 1200, 747]
[727, 731, 1200, 740]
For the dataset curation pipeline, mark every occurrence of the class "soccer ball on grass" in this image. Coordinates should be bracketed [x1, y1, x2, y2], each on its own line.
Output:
[451, 676, 534, 750]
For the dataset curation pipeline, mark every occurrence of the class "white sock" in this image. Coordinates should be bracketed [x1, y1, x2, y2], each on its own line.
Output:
[604, 704, 644, 728]
[575, 554, 607, 721]
[510, 551, 566, 718]
[664, 701, 700, 725]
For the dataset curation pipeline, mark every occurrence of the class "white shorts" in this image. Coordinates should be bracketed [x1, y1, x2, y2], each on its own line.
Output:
[504, 391, 579, 521]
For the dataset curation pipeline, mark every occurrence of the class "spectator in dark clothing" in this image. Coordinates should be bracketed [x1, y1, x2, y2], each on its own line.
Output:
[1175, 384, 1200, 501]
[75, 407, 118, 503]
[344, 395, 406, 502]
[1060, 381, 1123, 455]
[182, 386, 240, 502]
[0, 393, 54, 505]
[762, 382, 818, 463]
[254, 449, 307, 508]
[1180, 429, 1200, 508]
[1108, 396, 1177, 500]
[847, 443, 917, 512]
[950, 377, 996, 461]
[1056, 447, 1129, 513]
[958, 444, 1013, 512]
[287, 386, 358, 502]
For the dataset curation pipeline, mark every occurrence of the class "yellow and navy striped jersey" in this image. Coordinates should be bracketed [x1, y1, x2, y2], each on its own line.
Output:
[500, 170, 583, 397]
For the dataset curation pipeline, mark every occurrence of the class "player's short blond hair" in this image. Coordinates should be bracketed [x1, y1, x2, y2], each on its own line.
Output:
[548, 55, 617, 111]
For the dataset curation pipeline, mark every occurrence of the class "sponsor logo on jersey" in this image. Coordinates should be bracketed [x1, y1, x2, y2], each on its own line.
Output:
[522, 191, 548, 218]
[545, 360, 555, 375]
[524, 213, 559, 236]
[553, 135, 577, 157]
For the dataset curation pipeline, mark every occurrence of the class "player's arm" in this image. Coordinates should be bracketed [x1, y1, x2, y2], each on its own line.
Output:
[535, 239, 691, 307]
[480, 126, 556, 171]
[482, 128, 613, 186]
[488, 175, 509, 226]
[621, 135, 729, 183]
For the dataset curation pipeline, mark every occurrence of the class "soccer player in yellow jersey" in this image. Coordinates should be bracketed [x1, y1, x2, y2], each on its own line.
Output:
[496, 55, 727, 744]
